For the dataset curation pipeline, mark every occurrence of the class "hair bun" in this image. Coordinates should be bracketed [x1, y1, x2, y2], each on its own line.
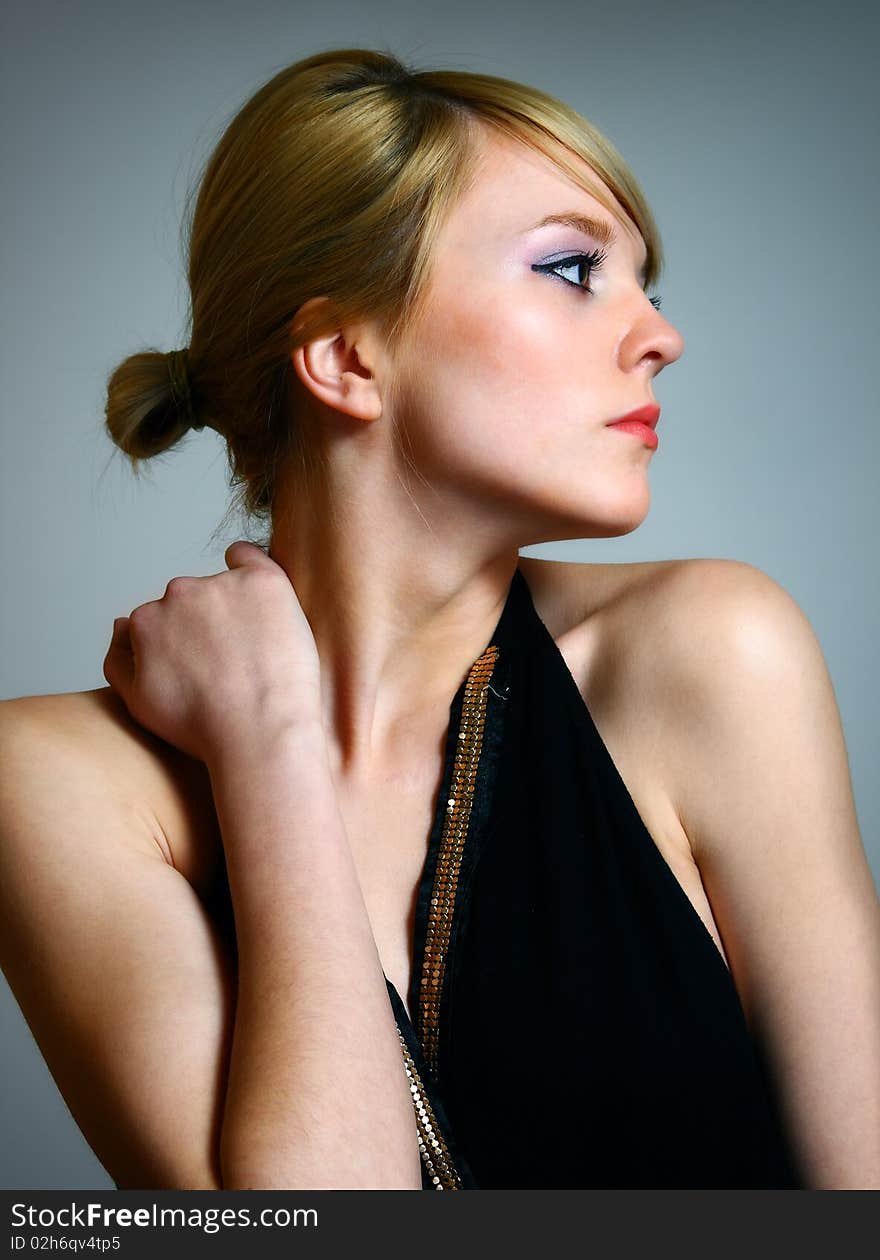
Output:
[167, 348, 203, 430]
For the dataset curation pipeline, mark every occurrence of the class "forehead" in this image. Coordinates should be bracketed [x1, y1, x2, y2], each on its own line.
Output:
[439, 125, 646, 266]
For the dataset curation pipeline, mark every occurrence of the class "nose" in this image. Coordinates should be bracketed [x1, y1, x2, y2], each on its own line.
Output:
[621, 300, 685, 375]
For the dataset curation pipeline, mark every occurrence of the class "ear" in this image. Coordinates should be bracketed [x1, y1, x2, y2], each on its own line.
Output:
[289, 296, 384, 423]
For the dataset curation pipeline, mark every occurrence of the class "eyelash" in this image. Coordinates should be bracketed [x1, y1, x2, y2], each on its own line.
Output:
[533, 249, 663, 310]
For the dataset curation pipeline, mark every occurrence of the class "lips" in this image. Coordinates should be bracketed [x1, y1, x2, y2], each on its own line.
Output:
[606, 403, 660, 429]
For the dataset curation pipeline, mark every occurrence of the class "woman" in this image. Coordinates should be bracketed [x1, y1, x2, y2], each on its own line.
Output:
[1, 47, 878, 1190]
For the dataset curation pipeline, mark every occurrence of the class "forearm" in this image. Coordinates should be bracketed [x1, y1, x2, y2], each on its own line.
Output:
[208, 725, 422, 1189]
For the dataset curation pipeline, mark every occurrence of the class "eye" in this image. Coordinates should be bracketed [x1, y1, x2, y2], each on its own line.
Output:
[531, 247, 608, 294]
[533, 250, 664, 311]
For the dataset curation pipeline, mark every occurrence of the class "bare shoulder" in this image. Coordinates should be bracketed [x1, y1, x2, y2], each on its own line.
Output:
[561, 554, 827, 850]
[518, 555, 812, 973]
[520, 551, 803, 679]
[584, 564, 878, 1189]
[611, 555, 811, 648]
[608, 556, 834, 826]
[593, 555, 817, 713]
[516, 553, 684, 638]
[0, 688, 221, 892]
[532, 551, 812, 737]
[0, 690, 233, 1188]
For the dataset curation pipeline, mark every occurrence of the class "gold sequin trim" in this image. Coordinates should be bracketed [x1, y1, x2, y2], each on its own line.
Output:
[396, 1026, 463, 1189]
[417, 643, 501, 1077]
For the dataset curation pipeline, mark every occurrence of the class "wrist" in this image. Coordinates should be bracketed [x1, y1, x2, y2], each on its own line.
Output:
[204, 714, 329, 780]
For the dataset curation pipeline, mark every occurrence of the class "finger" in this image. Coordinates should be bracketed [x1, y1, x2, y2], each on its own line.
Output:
[224, 540, 274, 571]
[102, 617, 134, 698]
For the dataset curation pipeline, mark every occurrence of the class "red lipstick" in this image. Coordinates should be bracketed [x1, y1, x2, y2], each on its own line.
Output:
[606, 403, 660, 450]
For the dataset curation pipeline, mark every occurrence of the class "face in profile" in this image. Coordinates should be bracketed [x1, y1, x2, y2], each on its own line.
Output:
[387, 125, 686, 546]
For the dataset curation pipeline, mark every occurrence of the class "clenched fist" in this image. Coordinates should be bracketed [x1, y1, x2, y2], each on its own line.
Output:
[103, 541, 323, 764]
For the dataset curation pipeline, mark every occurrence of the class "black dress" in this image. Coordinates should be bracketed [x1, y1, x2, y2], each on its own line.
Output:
[113, 562, 804, 1192]
[386, 563, 806, 1190]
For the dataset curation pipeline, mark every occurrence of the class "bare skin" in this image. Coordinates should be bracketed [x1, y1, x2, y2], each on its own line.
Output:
[2, 118, 878, 1187]
[268, 125, 683, 779]
[4, 551, 880, 1187]
[248, 122, 686, 1017]
[29, 555, 720, 1019]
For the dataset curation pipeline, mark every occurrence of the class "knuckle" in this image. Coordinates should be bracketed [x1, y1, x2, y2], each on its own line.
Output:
[127, 602, 152, 630]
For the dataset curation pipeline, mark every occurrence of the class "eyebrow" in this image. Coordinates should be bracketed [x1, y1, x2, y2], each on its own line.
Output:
[524, 211, 648, 287]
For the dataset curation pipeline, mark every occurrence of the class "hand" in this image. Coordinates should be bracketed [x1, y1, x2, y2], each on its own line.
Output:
[103, 541, 324, 764]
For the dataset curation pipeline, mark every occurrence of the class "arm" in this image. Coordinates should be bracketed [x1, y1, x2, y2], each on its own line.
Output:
[95, 543, 423, 1188]
[0, 700, 232, 1189]
[0, 700, 423, 1190]
[211, 722, 423, 1189]
[660, 561, 880, 1189]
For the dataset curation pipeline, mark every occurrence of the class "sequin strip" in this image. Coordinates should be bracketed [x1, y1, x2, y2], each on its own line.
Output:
[396, 1026, 463, 1189]
[417, 643, 501, 1077]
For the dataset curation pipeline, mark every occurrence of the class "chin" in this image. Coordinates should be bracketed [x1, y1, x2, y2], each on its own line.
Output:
[582, 516, 648, 540]
[593, 484, 652, 536]
[522, 505, 650, 547]
[561, 486, 652, 539]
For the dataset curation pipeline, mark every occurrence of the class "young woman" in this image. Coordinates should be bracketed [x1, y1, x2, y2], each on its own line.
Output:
[1, 47, 878, 1190]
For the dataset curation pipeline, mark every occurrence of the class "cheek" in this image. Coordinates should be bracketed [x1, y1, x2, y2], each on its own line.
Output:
[448, 289, 559, 378]
[392, 279, 607, 505]
[427, 291, 583, 442]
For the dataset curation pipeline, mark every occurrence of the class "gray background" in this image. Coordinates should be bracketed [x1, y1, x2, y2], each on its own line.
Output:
[1, 0, 877, 1190]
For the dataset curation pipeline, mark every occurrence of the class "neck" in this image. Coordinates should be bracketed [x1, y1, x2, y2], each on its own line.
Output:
[268, 464, 519, 779]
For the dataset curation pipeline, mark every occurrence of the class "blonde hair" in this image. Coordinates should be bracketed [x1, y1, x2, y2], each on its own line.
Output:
[104, 46, 664, 543]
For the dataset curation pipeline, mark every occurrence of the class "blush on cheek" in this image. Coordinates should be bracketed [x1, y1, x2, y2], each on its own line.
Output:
[449, 292, 563, 384]
[504, 302, 568, 375]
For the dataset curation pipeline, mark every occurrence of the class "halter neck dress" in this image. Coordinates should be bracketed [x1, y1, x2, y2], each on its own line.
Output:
[112, 562, 804, 1191]
[385, 563, 805, 1190]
